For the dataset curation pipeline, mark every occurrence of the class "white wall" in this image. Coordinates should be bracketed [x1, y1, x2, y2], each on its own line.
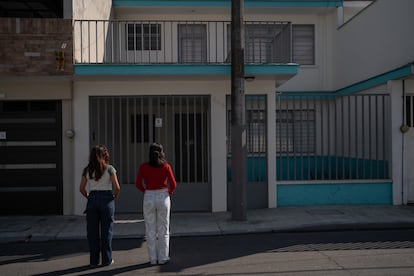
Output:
[112, 9, 335, 92]
[72, 0, 113, 63]
[72, 0, 112, 20]
[333, 0, 414, 90]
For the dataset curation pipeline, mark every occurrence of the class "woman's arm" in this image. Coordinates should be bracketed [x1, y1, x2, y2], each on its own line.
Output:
[111, 173, 121, 199]
[166, 164, 177, 195]
[135, 164, 146, 193]
[79, 176, 88, 198]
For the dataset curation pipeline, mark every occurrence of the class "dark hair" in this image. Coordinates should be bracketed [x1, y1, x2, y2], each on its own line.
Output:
[82, 145, 109, 181]
[149, 143, 166, 167]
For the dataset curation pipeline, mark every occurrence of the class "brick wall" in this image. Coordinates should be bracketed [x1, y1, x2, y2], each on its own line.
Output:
[0, 18, 73, 76]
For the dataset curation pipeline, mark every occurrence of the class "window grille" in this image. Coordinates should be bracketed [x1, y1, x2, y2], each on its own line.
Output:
[127, 23, 161, 51]
[226, 22, 292, 63]
[226, 96, 267, 154]
[178, 24, 207, 63]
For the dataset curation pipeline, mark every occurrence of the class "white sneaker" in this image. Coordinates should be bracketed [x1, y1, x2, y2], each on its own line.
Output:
[103, 259, 114, 266]
[158, 259, 169, 265]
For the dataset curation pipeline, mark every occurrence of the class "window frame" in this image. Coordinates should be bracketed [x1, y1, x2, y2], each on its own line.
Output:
[292, 24, 315, 65]
[127, 23, 161, 51]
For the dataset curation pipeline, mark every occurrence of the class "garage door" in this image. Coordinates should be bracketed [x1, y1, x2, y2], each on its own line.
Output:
[0, 100, 63, 214]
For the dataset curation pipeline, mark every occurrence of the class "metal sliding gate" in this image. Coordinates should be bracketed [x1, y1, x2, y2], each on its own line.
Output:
[226, 95, 268, 210]
[275, 93, 391, 181]
[0, 100, 63, 214]
[89, 95, 211, 212]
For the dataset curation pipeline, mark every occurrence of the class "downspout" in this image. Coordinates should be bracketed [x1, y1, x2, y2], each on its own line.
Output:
[402, 79, 405, 204]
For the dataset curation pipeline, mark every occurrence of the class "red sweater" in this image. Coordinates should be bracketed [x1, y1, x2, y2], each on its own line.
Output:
[136, 162, 177, 195]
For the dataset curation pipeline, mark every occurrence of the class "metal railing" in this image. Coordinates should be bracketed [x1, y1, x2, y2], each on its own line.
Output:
[73, 20, 292, 64]
[276, 93, 391, 181]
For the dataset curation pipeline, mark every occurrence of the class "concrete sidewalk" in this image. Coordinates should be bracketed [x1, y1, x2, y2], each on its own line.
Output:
[1, 205, 414, 243]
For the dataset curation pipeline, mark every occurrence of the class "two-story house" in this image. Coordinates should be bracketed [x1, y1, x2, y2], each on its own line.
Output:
[1, 0, 414, 215]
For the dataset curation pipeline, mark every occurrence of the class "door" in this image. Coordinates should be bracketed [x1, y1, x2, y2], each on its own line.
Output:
[0, 100, 63, 214]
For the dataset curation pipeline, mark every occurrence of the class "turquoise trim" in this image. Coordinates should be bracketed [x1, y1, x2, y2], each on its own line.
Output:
[335, 64, 413, 95]
[246, 64, 299, 75]
[227, 157, 267, 182]
[74, 63, 299, 76]
[280, 63, 414, 96]
[277, 182, 393, 206]
[226, 155, 389, 182]
[113, 0, 342, 8]
[276, 156, 389, 181]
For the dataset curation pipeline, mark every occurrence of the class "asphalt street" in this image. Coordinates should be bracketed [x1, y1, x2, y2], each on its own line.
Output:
[1, 229, 414, 275]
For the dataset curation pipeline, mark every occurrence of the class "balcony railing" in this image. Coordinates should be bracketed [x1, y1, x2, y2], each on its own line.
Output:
[73, 20, 292, 64]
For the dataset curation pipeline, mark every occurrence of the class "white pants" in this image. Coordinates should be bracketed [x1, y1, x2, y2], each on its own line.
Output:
[143, 189, 171, 262]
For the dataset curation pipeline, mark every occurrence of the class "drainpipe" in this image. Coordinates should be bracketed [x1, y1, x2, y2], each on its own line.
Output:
[402, 80, 406, 204]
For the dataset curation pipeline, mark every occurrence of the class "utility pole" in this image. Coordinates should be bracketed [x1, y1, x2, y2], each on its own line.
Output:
[231, 0, 247, 221]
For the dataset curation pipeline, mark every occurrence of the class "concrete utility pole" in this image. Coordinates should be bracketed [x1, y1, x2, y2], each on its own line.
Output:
[231, 0, 247, 221]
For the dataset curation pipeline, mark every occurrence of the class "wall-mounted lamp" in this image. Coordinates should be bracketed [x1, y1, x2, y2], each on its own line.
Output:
[55, 43, 67, 71]
[65, 129, 75, 139]
[400, 124, 410, 133]
[244, 75, 256, 82]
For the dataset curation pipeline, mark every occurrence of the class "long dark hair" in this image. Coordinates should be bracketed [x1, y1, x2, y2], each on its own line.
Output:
[148, 143, 166, 167]
[83, 145, 109, 180]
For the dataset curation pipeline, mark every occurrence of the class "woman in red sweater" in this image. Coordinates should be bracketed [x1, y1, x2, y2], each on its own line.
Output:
[136, 143, 177, 265]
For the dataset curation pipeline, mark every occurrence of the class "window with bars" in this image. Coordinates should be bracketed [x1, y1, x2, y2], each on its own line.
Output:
[292, 24, 315, 65]
[226, 23, 313, 64]
[178, 24, 207, 63]
[276, 110, 316, 153]
[245, 24, 278, 63]
[226, 23, 291, 63]
[127, 23, 161, 51]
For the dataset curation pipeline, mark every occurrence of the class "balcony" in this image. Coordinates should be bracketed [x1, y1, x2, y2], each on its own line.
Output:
[73, 20, 298, 78]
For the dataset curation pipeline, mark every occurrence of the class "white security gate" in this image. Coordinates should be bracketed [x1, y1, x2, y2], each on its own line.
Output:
[89, 95, 211, 212]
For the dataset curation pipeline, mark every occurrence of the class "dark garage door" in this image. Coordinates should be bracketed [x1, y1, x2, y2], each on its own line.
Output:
[0, 100, 63, 214]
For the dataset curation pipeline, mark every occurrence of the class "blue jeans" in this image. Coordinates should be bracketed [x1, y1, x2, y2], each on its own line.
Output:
[86, 191, 115, 265]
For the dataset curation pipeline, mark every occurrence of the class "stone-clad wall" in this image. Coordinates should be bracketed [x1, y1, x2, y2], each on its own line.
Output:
[0, 18, 73, 76]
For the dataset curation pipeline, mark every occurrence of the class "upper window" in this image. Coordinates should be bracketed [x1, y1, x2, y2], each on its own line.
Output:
[226, 23, 313, 64]
[292, 24, 315, 65]
[178, 24, 207, 63]
[127, 23, 161, 51]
